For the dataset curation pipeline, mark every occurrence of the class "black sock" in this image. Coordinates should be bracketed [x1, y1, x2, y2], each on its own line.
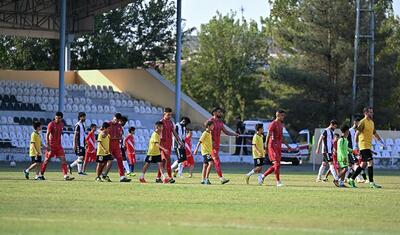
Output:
[351, 167, 363, 180]
[368, 166, 374, 183]
[361, 172, 367, 180]
[347, 171, 353, 179]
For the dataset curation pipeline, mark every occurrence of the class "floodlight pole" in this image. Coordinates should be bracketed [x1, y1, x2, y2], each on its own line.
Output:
[175, 0, 182, 122]
[58, 0, 67, 112]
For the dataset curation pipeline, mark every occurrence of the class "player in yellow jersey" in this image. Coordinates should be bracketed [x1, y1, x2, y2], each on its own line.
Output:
[193, 121, 215, 185]
[95, 122, 113, 182]
[348, 107, 384, 188]
[24, 121, 43, 180]
[245, 123, 265, 184]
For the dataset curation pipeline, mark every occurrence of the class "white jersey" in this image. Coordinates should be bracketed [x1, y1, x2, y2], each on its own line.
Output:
[74, 121, 86, 148]
[173, 122, 186, 149]
[321, 127, 334, 154]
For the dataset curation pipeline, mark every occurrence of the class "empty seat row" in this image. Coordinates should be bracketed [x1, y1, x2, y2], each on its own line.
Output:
[0, 80, 42, 89]
[0, 101, 42, 111]
[84, 90, 131, 100]
[1, 87, 60, 97]
[0, 94, 17, 103]
[66, 84, 114, 93]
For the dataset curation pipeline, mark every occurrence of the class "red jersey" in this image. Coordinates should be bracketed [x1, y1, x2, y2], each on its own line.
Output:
[125, 134, 135, 154]
[47, 121, 64, 147]
[108, 121, 123, 144]
[160, 118, 174, 148]
[86, 131, 96, 153]
[268, 120, 283, 147]
[185, 136, 192, 156]
[208, 117, 224, 150]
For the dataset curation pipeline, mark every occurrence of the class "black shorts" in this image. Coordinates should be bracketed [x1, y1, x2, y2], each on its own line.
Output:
[360, 149, 373, 162]
[121, 146, 127, 161]
[348, 154, 358, 165]
[30, 156, 42, 163]
[145, 155, 162, 163]
[97, 155, 112, 163]
[203, 154, 213, 164]
[175, 147, 187, 163]
[253, 158, 265, 167]
[75, 147, 86, 156]
[323, 153, 333, 163]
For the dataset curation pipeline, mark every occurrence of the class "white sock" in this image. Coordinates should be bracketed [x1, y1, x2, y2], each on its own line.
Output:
[120, 176, 126, 180]
[70, 161, 78, 167]
[220, 177, 225, 181]
[329, 165, 338, 180]
[357, 174, 363, 180]
[247, 169, 255, 176]
[178, 163, 184, 175]
[77, 163, 83, 173]
[123, 160, 130, 173]
[318, 164, 326, 178]
[345, 168, 350, 178]
[140, 173, 145, 179]
[25, 169, 29, 173]
[171, 160, 178, 170]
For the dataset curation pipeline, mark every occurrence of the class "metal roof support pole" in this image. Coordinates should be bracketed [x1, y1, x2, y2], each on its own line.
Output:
[175, 0, 182, 122]
[58, 0, 67, 112]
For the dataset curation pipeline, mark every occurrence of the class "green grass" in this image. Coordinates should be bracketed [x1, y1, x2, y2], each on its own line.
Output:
[1, 163, 400, 235]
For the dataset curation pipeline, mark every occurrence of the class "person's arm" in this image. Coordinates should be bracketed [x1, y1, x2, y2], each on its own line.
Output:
[373, 129, 384, 146]
[265, 132, 272, 152]
[193, 141, 201, 155]
[73, 125, 79, 151]
[253, 142, 262, 156]
[172, 127, 183, 146]
[222, 125, 239, 137]
[155, 143, 168, 153]
[32, 142, 41, 156]
[46, 126, 51, 151]
[315, 133, 324, 154]
[354, 131, 360, 150]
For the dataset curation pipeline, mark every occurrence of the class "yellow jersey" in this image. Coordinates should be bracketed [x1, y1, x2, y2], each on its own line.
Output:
[252, 133, 265, 159]
[97, 132, 110, 156]
[147, 132, 161, 156]
[29, 131, 42, 157]
[199, 130, 212, 156]
[357, 117, 376, 150]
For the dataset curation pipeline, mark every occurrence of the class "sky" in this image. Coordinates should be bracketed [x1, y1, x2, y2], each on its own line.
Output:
[182, 0, 400, 30]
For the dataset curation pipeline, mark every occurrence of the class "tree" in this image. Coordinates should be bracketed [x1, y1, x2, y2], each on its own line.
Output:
[162, 13, 269, 124]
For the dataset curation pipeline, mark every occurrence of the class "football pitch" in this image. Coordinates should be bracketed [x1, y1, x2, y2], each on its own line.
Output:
[1, 163, 400, 235]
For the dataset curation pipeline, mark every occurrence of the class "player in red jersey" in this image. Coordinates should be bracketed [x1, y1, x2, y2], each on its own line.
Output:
[125, 127, 136, 177]
[155, 107, 183, 184]
[209, 107, 239, 184]
[82, 123, 97, 173]
[102, 113, 131, 182]
[258, 110, 292, 187]
[182, 129, 195, 178]
[40, 112, 74, 181]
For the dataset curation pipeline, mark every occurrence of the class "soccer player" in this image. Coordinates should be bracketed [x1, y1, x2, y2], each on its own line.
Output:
[139, 121, 169, 183]
[125, 127, 136, 177]
[82, 124, 97, 173]
[193, 121, 214, 185]
[315, 120, 339, 186]
[209, 107, 239, 184]
[68, 112, 87, 175]
[102, 113, 131, 182]
[119, 116, 131, 175]
[171, 116, 191, 177]
[347, 118, 368, 183]
[324, 133, 340, 180]
[245, 123, 265, 184]
[258, 110, 292, 187]
[155, 108, 183, 184]
[23, 121, 43, 180]
[41, 112, 74, 181]
[182, 129, 195, 178]
[348, 107, 385, 188]
[337, 124, 352, 187]
[95, 122, 113, 182]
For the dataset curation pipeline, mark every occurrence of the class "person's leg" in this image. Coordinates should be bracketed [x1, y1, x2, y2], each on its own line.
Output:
[189, 165, 194, 176]
[351, 161, 366, 180]
[103, 159, 113, 176]
[274, 161, 281, 182]
[367, 159, 374, 183]
[166, 156, 172, 178]
[41, 152, 51, 175]
[206, 162, 213, 179]
[328, 162, 338, 180]
[202, 163, 207, 181]
[157, 162, 166, 180]
[212, 149, 223, 178]
[113, 149, 125, 178]
[35, 163, 41, 178]
[171, 160, 179, 170]
[83, 152, 89, 173]
[26, 162, 38, 172]
[177, 162, 184, 176]
[140, 162, 150, 179]
[234, 136, 241, 155]
[317, 161, 327, 180]
[60, 156, 68, 177]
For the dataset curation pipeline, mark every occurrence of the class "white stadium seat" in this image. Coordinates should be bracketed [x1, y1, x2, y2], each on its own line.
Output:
[85, 105, 92, 113]
[145, 107, 152, 114]
[74, 97, 80, 104]
[0, 116, 7, 124]
[140, 106, 146, 114]
[66, 118, 72, 126]
[382, 150, 391, 158]
[108, 92, 114, 99]
[151, 107, 157, 114]
[127, 100, 133, 108]
[121, 100, 128, 107]
[134, 106, 140, 113]
[67, 97, 73, 104]
[86, 98, 92, 104]
[78, 104, 85, 112]
[72, 104, 78, 112]
[110, 106, 116, 113]
[129, 120, 135, 127]
[49, 97, 55, 103]
[96, 91, 102, 99]
[135, 120, 142, 128]
[43, 88, 49, 96]
[157, 107, 163, 114]
[53, 104, 58, 111]
[49, 89, 55, 97]
[386, 138, 394, 146]
[102, 92, 108, 99]
[66, 104, 72, 112]
[115, 100, 121, 107]
[7, 116, 14, 124]
[91, 105, 98, 113]
[104, 105, 110, 113]
[110, 100, 116, 106]
[72, 84, 79, 91]
[114, 93, 120, 99]
[97, 105, 104, 113]
[80, 97, 86, 104]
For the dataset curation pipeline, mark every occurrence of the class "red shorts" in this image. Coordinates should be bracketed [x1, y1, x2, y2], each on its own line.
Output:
[183, 155, 195, 167]
[268, 145, 281, 162]
[46, 146, 65, 158]
[110, 144, 122, 159]
[85, 151, 97, 162]
[127, 153, 136, 164]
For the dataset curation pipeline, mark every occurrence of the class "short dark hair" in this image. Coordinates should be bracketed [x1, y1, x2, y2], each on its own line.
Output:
[363, 107, 373, 113]
[102, 122, 110, 129]
[164, 107, 172, 113]
[90, 124, 97, 129]
[205, 120, 214, 127]
[186, 128, 192, 132]
[78, 112, 86, 118]
[255, 123, 263, 131]
[354, 117, 361, 122]
[340, 124, 350, 133]
[121, 116, 128, 123]
[155, 121, 164, 126]
[114, 113, 122, 120]
[277, 110, 285, 114]
[211, 107, 222, 115]
[181, 116, 191, 124]
[334, 133, 340, 138]
[55, 111, 63, 118]
[129, 127, 136, 133]
[330, 120, 338, 126]
[33, 121, 41, 130]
